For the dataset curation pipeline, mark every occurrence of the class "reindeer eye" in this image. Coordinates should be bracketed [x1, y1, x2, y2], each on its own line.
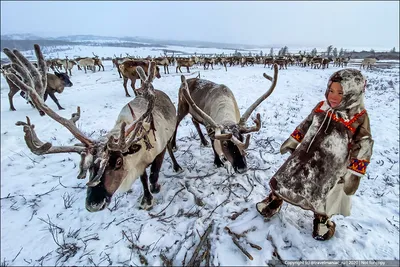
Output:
[222, 141, 228, 147]
[115, 158, 123, 169]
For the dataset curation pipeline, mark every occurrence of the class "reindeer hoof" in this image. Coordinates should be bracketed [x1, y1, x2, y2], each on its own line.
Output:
[214, 162, 224, 168]
[10, 108, 16, 111]
[140, 195, 154, 210]
[174, 165, 184, 173]
[126, 94, 131, 97]
[201, 140, 210, 147]
[59, 107, 65, 110]
[150, 183, 161, 194]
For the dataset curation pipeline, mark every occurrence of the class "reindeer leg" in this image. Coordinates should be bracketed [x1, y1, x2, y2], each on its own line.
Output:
[48, 91, 64, 110]
[130, 78, 137, 97]
[149, 148, 166, 194]
[211, 140, 224, 168]
[140, 170, 153, 210]
[8, 85, 18, 111]
[187, 66, 190, 73]
[123, 77, 131, 97]
[191, 118, 209, 146]
[167, 141, 183, 172]
[171, 100, 189, 151]
[166, 65, 169, 74]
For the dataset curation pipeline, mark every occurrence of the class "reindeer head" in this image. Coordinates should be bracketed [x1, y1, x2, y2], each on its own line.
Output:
[54, 71, 73, 89]
[179, 64, 278, 173]
[3, 45, 157, 212]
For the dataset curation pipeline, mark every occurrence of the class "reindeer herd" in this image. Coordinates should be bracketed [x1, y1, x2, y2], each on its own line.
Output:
[0, 44, 384, 213]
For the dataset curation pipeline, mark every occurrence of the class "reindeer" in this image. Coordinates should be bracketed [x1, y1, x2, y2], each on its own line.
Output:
[171, 64, 279, 174]
[360, 57, 378, 70]
[310, 57, 324, 69]
[154, 56, 170, 74]
[3, 45, 182, 212]
[1, 63, 72, 113]
[119, 60, 161, 97]
[57, 57, 77, 76]
[321, 58, 333, 69]
[112, 54, 132, 78]
[241, 57, 255, 67]
[176, 56, 198, 73]
[203, 57, 214, 70]
[263, 57, 274, 68]
[273, 57, 288, 70]
[77, 57, 96, 73]
[92, 52, 105, 71]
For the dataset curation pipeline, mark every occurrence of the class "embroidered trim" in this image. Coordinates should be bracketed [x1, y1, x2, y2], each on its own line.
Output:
[348, 158, 369, 175]
[291, 129, 304, 142]
[314, 101, 366, 133]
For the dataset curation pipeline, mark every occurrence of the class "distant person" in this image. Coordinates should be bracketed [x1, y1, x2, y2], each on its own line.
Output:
[256, 69, 374, 241]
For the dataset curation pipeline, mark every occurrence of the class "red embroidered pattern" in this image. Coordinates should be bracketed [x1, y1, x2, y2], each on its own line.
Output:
[291, 129, 304, 142]
[348, 158, 369, 175]
[314, 101, 366, 133]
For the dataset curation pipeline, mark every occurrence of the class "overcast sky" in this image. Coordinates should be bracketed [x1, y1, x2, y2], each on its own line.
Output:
[1, 1, 399, 49]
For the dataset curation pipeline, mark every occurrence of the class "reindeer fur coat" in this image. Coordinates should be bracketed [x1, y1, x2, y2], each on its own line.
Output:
[269, 69, 374, 217]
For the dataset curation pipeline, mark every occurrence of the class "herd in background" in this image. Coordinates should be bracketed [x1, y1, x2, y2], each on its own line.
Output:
[0, 46, 384, 113]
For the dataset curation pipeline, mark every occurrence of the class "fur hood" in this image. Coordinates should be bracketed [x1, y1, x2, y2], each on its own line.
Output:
[325, 69, 366, 116]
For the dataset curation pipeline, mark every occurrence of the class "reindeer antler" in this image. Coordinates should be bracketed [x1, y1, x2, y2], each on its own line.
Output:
[15, 116, 86, 155]
[3, 45, 95, 149]
[106, 65, 156, 153]
[239, 63, 278, 126]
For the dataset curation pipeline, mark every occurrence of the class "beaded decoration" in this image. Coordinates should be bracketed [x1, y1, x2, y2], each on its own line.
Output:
[290, 129, 304, 142]
[348, 158, 370, 175]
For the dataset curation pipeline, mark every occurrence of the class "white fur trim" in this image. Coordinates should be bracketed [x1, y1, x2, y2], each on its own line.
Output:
[347, 169, 364, 177]
[289, 136, 300, 144]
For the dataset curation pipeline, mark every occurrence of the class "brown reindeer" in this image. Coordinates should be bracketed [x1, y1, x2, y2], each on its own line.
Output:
[176, 56, 198, 73]
[3, 45, 182, 212]
[203, 57, 214, 70]
[273, 58, 287, 70]
[57, 57, 77, 76]
[171, 64, 279, 174]
[119, 60, 161, 97]
[1, 63, 73, 113]
[154, 56, 170, 74]
[263, 57, 274, 68]
[92, 52, 105, 71]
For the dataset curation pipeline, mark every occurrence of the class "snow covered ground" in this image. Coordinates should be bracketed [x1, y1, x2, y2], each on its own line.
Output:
[0, 45, 399, 266]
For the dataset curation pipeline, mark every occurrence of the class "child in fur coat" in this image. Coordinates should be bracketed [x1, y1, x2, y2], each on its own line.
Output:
[256, 69, 374, 241]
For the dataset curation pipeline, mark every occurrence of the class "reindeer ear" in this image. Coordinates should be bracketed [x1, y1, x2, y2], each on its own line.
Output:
[136, 66, 147, 81]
